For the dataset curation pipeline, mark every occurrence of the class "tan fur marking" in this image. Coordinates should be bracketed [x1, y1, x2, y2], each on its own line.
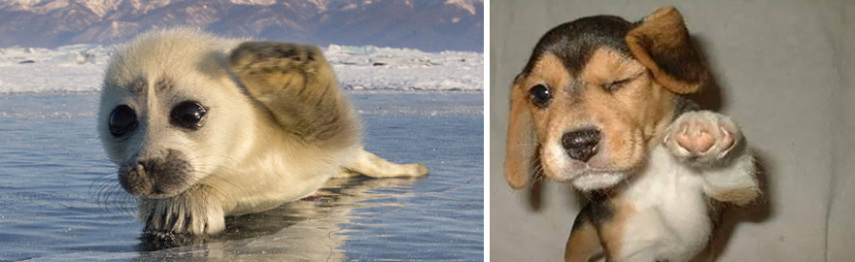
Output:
[708, 186, 760, 206]
[625, 7, 709, 94]
[505, 53, 571, 188]
[504, 87, 534, 188]
[510, 48, 681, 183]
[565, 220, 603, 262]
[580, 49, 646, 84]
[527, 53, 572, 145]
[586, 49, 676, 146]
[599, 198, 635, 262]
[580, 48, 675, 171]
[527, 53, 572, 87]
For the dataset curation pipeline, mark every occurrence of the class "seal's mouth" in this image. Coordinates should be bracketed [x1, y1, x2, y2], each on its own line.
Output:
[140, 190, 181, 199]
[118, 149, 196, 199]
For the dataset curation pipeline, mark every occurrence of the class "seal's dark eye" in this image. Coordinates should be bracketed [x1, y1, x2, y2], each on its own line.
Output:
[170, 101, 207, 130]
[109, 105, 138, 137]
[529, 84, 551, 108]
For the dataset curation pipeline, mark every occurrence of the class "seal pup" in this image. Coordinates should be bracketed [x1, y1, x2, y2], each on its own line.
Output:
[98, 28, 428, 235]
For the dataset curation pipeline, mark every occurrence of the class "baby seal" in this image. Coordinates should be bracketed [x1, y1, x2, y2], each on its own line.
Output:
[97, 28, 428, 235]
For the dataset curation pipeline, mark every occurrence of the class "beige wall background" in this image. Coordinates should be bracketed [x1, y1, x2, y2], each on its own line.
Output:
[490, 1, 855, 261]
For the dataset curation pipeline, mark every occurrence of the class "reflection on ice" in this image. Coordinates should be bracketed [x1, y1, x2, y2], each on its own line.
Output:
[136, 176, 424, 260]
[0, 93, 482, 261]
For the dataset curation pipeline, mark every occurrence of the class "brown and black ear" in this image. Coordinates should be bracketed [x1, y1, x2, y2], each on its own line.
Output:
[626, 7, 709, 94]
[505, 76, 535, 189]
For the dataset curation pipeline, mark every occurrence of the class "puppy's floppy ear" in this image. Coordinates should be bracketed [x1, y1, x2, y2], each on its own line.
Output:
[626, 7, 709, 94]
[505, 75, 535, 189]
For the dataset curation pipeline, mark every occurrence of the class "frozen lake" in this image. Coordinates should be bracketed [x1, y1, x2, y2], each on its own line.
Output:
[0, 92, 483, 261]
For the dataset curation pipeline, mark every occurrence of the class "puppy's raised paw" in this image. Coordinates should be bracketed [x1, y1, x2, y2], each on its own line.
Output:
[664, 111, 742, 167]
[139, 185, 225, 235]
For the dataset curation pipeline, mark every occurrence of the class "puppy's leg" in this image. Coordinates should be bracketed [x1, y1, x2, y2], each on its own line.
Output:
[139, 184, 226, 235]
[336, 147, 429, 178]
[663, 111, 759, 205]
[565, 206, 604, 262]
[230, 42, 360, 148]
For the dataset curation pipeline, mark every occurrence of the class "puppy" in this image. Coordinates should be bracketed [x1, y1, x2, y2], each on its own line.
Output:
[504, 7, 759, 262]
[98, 28, 428, 235]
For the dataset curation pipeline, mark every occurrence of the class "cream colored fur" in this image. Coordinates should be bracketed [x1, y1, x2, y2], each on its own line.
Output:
[613, 111, 757, 262]
[98, 28, 428, 235]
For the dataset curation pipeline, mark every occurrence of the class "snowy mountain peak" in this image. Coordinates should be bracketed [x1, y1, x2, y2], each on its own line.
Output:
[228, 0, 276, 5]
[0, 0, 483, 52]
[4, 0, 121, 16]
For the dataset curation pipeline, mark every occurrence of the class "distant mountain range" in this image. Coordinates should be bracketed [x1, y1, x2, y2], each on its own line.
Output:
[0, 0, 483, 52]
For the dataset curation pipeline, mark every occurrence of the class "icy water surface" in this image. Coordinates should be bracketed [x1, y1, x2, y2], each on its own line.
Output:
[0, 92, 483, 261]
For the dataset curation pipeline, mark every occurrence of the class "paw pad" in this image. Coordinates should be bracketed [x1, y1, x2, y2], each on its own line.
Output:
[664, 111, 741, 165]
[674, 121, 726, 154]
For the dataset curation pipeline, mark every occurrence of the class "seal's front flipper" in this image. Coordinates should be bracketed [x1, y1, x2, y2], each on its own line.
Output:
[139, 184, 226, 235]
[229, 42, 360, 147]
[337, 147, 429, 178]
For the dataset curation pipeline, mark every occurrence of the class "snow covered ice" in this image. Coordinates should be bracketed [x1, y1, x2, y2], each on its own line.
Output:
[0, 44, 483, 94]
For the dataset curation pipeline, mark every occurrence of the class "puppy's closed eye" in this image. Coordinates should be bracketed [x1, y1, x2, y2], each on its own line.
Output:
[603, 79, 630, 91]
[602, 70, 645, 92]
[529, 84, 552, 108]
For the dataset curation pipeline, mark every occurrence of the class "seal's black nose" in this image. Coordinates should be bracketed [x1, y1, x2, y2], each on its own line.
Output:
[119, 161, 151, 196]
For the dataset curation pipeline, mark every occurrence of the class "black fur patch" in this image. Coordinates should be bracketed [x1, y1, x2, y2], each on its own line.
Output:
[642, 32, 706, 85]
[586, 192, 614, 226]
[673, 95, 700, 120]
[571, 204, 593, 231]
[520, 16, 633, 78]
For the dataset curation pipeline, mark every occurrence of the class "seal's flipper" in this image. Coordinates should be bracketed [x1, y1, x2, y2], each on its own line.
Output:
[229, 42, 361, 148]
[337, 147, 429, 178]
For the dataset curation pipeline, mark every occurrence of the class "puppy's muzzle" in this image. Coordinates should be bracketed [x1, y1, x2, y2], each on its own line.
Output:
[562, 129, 600, 162]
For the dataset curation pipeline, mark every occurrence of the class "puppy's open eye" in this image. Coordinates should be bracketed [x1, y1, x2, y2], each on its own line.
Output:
[109, 105, 138, 137]
[171, 101, 207, 130]
[604, 79, 630, 91]
[529, 84, 551, 108]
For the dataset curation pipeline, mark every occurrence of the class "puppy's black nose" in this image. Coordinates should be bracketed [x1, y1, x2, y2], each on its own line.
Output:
[562, 129, 600, 162]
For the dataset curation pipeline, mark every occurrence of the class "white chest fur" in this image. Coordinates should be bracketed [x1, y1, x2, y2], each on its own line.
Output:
[617, 146, 713, 262]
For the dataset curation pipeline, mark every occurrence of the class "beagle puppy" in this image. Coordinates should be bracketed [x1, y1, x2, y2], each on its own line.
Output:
[504, 7, 759, 262]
